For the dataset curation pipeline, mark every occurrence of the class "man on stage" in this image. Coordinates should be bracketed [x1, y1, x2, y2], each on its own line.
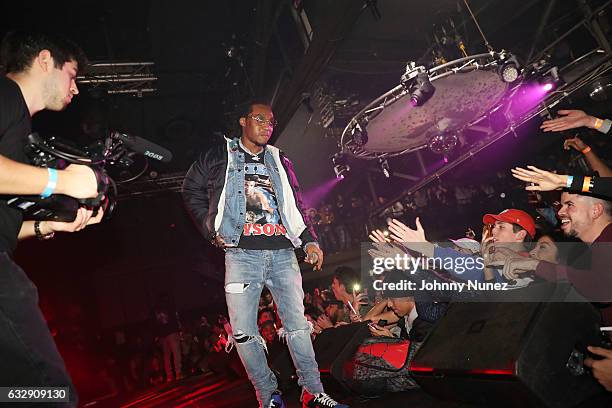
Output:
[183, 101, 348, 408]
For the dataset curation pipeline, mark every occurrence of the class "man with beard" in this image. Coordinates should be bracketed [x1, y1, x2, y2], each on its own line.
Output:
[496, 192, 612, 300]
[183, 101, 348, 408]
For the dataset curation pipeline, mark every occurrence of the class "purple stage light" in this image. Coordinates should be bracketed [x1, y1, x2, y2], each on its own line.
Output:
[505, 83, 550, 119]
[542, 83, 554, 92]
[302, 176, 343, 208]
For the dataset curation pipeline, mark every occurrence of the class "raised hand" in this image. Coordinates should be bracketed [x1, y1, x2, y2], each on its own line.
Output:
[369, 229, 390, 243]
[541, 110, 594, 132]
[511, 166, 567, 191]
[388, 218, 426, 243]
[563, 136, 588, 152]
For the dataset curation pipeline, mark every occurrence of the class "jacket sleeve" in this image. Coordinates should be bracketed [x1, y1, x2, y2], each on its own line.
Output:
[182, 151, 213, 240]
[280, 153, 318, 246]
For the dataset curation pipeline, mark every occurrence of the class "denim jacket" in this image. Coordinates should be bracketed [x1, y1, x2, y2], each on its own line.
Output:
[182, 137, 318, 248]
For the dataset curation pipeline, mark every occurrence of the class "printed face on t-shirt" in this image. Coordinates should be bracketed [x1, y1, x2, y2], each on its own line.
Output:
[242, 160, 287, 238]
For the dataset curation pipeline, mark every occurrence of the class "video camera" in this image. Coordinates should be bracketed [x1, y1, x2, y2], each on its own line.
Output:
[7, 131, 172, 222]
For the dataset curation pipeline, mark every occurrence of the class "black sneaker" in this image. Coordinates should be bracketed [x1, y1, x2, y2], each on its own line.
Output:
[302, 390, 349, 408]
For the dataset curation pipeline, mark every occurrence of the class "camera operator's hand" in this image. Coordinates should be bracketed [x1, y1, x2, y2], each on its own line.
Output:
[585, 346, 612, 391]
[44, 207, 104, 233]
[57, 164, 98, 199]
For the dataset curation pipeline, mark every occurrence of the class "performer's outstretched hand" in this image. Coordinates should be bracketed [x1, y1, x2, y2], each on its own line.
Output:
[305, 243, 324, 270]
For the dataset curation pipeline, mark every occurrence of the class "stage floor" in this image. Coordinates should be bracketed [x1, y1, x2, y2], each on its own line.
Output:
[82, 372, 612, 408]
[82, 372, 474, 408]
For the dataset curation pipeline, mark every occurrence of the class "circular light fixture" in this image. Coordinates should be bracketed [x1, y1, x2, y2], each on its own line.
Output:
[500, 64, 520, 83]
[428, 133, 458, 155]
[497, 54, 521, 83]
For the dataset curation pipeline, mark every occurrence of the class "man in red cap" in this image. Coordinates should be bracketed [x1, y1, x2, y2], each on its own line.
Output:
[380, 208, 536, 285]
[482, 209, 536, 244]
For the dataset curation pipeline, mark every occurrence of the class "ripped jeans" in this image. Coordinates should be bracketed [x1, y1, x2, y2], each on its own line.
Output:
[224, 248, 324, 406]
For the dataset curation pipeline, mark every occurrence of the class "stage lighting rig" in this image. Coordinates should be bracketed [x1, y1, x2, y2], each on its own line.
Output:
[497, 53, 520, 83]
[401, 63, 436, 107]
[588, 75, 612, 101]
[351, 121, 368, 147]
[410, 72, 436, 106]
[332, 153, 350, 179]
[379, 157, 390, 178]
[527, 59, 563, 92]
[428, 132, 458, 155]
[539, 66, 561, 92]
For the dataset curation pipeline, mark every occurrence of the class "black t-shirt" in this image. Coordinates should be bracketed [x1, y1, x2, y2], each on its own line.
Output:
[237, 145, 292, 250]
[0, 77, 32, 253]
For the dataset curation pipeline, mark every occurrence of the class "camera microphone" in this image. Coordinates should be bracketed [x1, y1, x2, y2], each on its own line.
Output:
[111, 132, 173, 163]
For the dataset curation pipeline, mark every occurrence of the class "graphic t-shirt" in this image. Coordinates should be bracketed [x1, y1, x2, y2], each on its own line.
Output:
[237, 145, 292, 250]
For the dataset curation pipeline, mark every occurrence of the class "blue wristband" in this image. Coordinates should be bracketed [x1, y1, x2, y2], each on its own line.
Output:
[566, 175, 573, 189]
[40, 168, 58, 199]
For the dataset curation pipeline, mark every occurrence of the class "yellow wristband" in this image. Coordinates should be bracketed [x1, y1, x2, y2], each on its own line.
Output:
[582, 176, 592, 193]
[581, 146, 592, 154]
[594, 118, 603, 129]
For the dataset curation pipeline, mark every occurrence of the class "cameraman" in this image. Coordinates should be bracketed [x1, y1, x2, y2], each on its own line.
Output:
[1, 31, 102, 406]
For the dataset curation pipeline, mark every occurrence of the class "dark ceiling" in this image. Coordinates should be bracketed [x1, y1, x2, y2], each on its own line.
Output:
[1, 0, 610, 174]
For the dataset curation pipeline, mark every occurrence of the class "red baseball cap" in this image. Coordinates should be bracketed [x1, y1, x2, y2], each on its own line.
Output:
[482, 209, 536, 238]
